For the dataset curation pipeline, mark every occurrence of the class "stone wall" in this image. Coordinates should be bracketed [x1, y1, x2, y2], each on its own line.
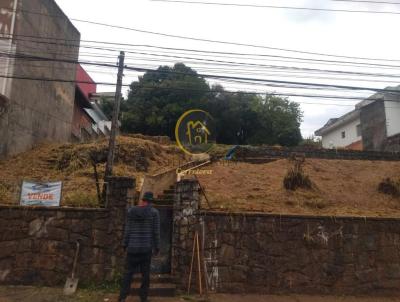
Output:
[234, 144, 400, 161]
[171, 180, 400, 295]
[171, 179, 201, 291]
[0, 177, 134, 286]
[200, 212, 400, 295]
[384, 133, 400, 152]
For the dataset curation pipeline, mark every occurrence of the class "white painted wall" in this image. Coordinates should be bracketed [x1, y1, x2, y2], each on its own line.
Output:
[321, 117, 361, 148]
[385, 101, 400, 137]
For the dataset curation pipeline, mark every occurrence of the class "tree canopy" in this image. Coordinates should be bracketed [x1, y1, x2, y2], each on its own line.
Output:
[119, 63, 303, 146]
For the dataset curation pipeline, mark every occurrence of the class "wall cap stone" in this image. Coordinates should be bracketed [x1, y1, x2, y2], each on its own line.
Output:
[199, 210, 400, 222]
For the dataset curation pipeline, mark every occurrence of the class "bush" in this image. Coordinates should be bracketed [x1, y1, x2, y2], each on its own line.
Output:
[283, 155, 312, 190]
[378, 178, 400, 197]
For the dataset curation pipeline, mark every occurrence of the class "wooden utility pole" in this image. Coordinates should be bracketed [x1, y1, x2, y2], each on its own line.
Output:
[103, 51, 125, 204]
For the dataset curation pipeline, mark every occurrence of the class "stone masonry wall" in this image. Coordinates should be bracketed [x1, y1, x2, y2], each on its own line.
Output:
[171, 179, 201, 291]
[201, 212, 400, 295]
[235, 145, 400, 161]
[170, 180, 400, 295]
[0, 177, 134, 286]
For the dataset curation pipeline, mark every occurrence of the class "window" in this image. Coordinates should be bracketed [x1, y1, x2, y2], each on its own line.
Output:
[356, 124, 361, 137]
[341, 131, 346, 139]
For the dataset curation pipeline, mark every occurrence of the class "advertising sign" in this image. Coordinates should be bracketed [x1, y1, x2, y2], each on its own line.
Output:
[20, 181, 62, 207]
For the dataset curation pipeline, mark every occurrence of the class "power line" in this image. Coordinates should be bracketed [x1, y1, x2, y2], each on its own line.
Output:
[332, 0, 400, 4]
[2, 50, 400, 106]
[0, 51, 118, 69]
[150, 0, 400, 14]
[119, 49, 400, 71]
[123, 65, 400, 94]
[5, 40, 400, 81]
[0, 71, 397, 105]
[1, 50, 399, 102]
[2, 50, 400, 95]
[10, 32, 400, 65]
[10, 33, 400, 70]
[8, 8, 400, 63]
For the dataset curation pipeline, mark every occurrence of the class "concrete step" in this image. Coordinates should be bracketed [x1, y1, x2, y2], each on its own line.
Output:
[163, 189, 175, 194]
[153, 199, 174, 206]
[131, 274, 176, 297]
[160, 193, 174, 200]
[130, 284, 176, 297]
[132, 274, 176, 283]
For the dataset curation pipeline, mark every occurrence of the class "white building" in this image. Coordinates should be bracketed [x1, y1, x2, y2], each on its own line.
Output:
[315, 110, 362, 150]
[315, 86, 400, 151]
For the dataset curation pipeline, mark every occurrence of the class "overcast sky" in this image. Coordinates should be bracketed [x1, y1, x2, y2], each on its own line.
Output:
[55, 0, 400, 137]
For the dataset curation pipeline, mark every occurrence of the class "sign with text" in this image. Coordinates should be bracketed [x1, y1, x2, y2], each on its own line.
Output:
[20, 181, 62, 207]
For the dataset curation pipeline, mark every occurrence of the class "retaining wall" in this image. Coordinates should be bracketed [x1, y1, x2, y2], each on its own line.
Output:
[235, 146, 400, 161]
[0, 177, 134, 286]
[201, 212, 400, 295]
[171, 180, 400, 295]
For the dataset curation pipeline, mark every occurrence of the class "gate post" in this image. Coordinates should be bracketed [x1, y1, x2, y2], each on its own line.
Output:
[171, 179, 201, 289]
[105, 176, 135, 280]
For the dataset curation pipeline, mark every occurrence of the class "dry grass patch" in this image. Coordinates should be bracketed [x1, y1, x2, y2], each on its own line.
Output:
[197, 159, 400, 217]
[0, 136, 188, 207]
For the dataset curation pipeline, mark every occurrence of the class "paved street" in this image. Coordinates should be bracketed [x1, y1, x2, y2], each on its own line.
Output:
[1, 287, 400, 302]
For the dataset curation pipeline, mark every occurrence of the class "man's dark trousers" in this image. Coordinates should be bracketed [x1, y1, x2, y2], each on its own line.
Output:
[119, 252, 152, 301]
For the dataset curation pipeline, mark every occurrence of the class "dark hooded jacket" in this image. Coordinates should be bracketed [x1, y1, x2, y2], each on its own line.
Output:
[123, 205, 160, 254]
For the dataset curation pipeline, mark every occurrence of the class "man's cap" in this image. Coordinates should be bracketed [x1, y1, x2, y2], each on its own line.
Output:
[142, 192, 154, 202]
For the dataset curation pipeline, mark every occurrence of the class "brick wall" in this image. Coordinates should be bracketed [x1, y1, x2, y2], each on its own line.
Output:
[0, 177, 134, 286]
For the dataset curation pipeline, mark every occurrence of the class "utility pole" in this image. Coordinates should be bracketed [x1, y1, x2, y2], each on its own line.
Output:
[103, 51, 125, 204]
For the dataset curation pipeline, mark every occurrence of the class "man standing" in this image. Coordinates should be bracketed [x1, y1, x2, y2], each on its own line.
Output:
[119, 192, 160, 302]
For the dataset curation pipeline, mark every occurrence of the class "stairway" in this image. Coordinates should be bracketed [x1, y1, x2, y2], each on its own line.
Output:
[153, 185, 175, 206]
[131, 273, 176, 297]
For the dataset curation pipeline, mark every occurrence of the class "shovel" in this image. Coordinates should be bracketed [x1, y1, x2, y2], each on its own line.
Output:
[64, 241, 80, 295]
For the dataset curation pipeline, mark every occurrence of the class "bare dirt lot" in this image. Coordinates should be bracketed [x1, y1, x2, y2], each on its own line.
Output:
[0, 287, 400, 302]
[197, 159, 400, 218]
[0, 136, 187, 207]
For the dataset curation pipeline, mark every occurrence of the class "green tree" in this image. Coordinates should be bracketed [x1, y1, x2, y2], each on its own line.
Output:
[122, 63, 210, 138]
[300, 135, 322, 148]
[97, 96, 126, 120]
[208, 90, 303, 146]
[121, 63, 303, 146]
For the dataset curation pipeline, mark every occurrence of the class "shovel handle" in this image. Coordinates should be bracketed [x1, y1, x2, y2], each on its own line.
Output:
[71, 241, 80, 279]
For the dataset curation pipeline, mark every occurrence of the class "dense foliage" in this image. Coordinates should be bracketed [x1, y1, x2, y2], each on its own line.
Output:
[118, 63, 303, 146]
